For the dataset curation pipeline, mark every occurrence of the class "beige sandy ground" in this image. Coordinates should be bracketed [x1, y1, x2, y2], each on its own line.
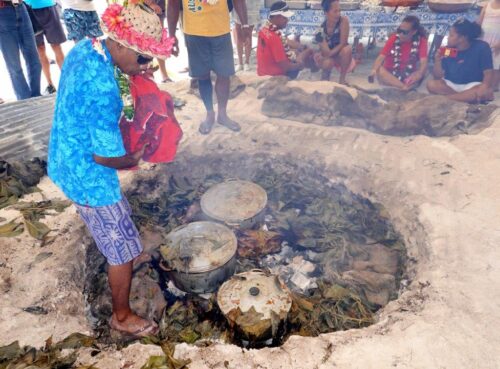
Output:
[1, 75, 499, 369]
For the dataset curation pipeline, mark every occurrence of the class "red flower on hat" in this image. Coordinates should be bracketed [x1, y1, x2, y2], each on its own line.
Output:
[101, 3, 175, 58]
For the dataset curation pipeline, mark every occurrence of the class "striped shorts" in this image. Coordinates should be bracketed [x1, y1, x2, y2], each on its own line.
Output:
[75, 197, 143, 265]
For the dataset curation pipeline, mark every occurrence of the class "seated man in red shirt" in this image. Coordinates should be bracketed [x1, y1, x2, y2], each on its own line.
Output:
[369, 16, 428, 90]
[257, 1, 314, 79]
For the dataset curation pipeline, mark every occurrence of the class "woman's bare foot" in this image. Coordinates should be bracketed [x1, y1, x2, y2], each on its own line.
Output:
[109, 313, 158, 338]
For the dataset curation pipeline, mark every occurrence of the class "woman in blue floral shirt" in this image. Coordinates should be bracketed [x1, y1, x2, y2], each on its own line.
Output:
[48, 2, 174, 337]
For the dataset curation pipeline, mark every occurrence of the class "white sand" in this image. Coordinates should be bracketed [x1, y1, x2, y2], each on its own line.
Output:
[1, 76, 499, 369]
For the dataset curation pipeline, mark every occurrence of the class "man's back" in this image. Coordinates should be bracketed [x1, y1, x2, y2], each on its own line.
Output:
[257, 26, 288, 76]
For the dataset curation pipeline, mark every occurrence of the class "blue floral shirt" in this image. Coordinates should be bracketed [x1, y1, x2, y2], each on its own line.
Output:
[48, 40, 125, 207]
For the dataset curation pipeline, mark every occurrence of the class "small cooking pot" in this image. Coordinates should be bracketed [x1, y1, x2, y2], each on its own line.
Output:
[159, 221, 238, 294]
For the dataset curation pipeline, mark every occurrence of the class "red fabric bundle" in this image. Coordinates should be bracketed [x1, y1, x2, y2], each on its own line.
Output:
[119, 75, 182, 164]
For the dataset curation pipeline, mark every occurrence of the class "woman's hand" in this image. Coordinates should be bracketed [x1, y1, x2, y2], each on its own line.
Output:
[405, 71, 423, 86]
[143, 0, 162, 14]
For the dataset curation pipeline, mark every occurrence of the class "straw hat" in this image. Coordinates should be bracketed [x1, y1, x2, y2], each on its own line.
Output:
[100, 2, 174, 60]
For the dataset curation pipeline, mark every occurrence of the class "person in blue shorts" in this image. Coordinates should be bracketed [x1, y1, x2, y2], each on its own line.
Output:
[61, 0, 103, 43]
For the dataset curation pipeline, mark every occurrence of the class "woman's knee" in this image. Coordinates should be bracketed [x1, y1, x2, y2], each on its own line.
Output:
[321, 59, 335, 71]
[426, 79, 438, 93]
[340, 45, 352, 59]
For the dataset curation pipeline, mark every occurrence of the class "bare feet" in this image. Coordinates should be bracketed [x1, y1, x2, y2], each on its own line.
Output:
[338, 78, 349, 86]
[321, 70, 331, 81]
[217, 113, 241, 132]
[109, 312, 158, 338]
[199, 111, 216, 135]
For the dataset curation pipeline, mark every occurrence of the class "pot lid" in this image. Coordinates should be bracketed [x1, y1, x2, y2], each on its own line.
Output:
[160, 221, 237, 274]
[201, 180, 268, 224]
[217, 270, 292, 321]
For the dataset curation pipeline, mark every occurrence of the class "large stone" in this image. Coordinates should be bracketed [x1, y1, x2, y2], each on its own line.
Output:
[342, 270, 396, 306]
[259, 79, 497, 137]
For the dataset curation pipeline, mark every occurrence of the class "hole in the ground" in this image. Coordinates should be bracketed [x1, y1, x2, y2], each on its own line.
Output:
[84, 154, 408, 348]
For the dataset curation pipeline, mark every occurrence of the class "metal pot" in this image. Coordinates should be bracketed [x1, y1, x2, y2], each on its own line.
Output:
[159, 221, 238, 294]
[200, 179, 268, 229]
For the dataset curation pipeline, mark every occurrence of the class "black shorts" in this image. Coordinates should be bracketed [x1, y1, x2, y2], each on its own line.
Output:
[33, 5, 66, 46]
[185, 33, 235, 78]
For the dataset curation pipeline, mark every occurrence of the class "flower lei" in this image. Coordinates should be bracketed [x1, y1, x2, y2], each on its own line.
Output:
[266, 21, 296, 62]
[390, 33, 420, 82]
[101, 2, 175, 59]
[91, 39, 135, 121]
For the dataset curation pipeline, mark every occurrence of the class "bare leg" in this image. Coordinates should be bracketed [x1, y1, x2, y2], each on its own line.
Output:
[50, 43, 64, 70]
[108, 261, 158, 336]
[215, 75, 240, 131]
[493, 69, 499, 92]
[158, 59, 170, 82]
[37, 43, 54, 87]
[376, 66, 406, 89]
[427, 79, 494, 103]
[319, 58, 334, 81]
[448, 84, 493, 103]
[233, 24, 243, 68]
[244, 25, 254, 65]
[197, 76, 216, 134]
[426, 78, 455, 95]
[333, 45, 352, 85]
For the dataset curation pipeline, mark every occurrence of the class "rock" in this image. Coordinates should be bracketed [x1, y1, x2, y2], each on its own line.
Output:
[351, 244, 399, 275]
[259, 80, 496, 137]
[290, 272, 317, 293]
[129, 270, 167, 321]
[341, 270, 396, 306]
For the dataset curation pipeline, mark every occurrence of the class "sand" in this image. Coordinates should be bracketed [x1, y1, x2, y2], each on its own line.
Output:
[0, 75, 499, 369]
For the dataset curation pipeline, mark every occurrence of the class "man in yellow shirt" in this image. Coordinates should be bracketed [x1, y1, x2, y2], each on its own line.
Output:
[168, 0, 249, 134]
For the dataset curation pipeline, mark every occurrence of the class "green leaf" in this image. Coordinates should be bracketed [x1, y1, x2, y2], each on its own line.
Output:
[0, 341, 21, 362]
[24, 220, 51, 240]
[54, 333, 95, 350]
[0, 220, 24, 238]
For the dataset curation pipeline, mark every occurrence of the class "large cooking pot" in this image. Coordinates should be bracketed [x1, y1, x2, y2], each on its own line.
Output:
[159, 221, 238, 294]
[201, 179, 268, 229]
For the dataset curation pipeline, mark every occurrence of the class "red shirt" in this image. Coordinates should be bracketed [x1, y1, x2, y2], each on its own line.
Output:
[381, 34, 428, 72]
[257, 27, 288, 76]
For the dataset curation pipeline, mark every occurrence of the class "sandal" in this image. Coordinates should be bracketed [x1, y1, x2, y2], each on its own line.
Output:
[109, 317, 159, 338]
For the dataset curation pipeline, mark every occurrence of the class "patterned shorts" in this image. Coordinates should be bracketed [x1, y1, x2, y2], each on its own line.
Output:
[75, 197, 143, 265]
[63, 9, 103, 42]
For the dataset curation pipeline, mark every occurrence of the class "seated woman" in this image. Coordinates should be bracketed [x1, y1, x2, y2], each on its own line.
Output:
[369, 16, 428, 90]
[314, 0, 354, 84]
[427, 19, 494, 103]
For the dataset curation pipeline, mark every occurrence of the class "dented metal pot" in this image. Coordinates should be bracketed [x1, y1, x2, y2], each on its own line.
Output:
[159, 221, 238, 294]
